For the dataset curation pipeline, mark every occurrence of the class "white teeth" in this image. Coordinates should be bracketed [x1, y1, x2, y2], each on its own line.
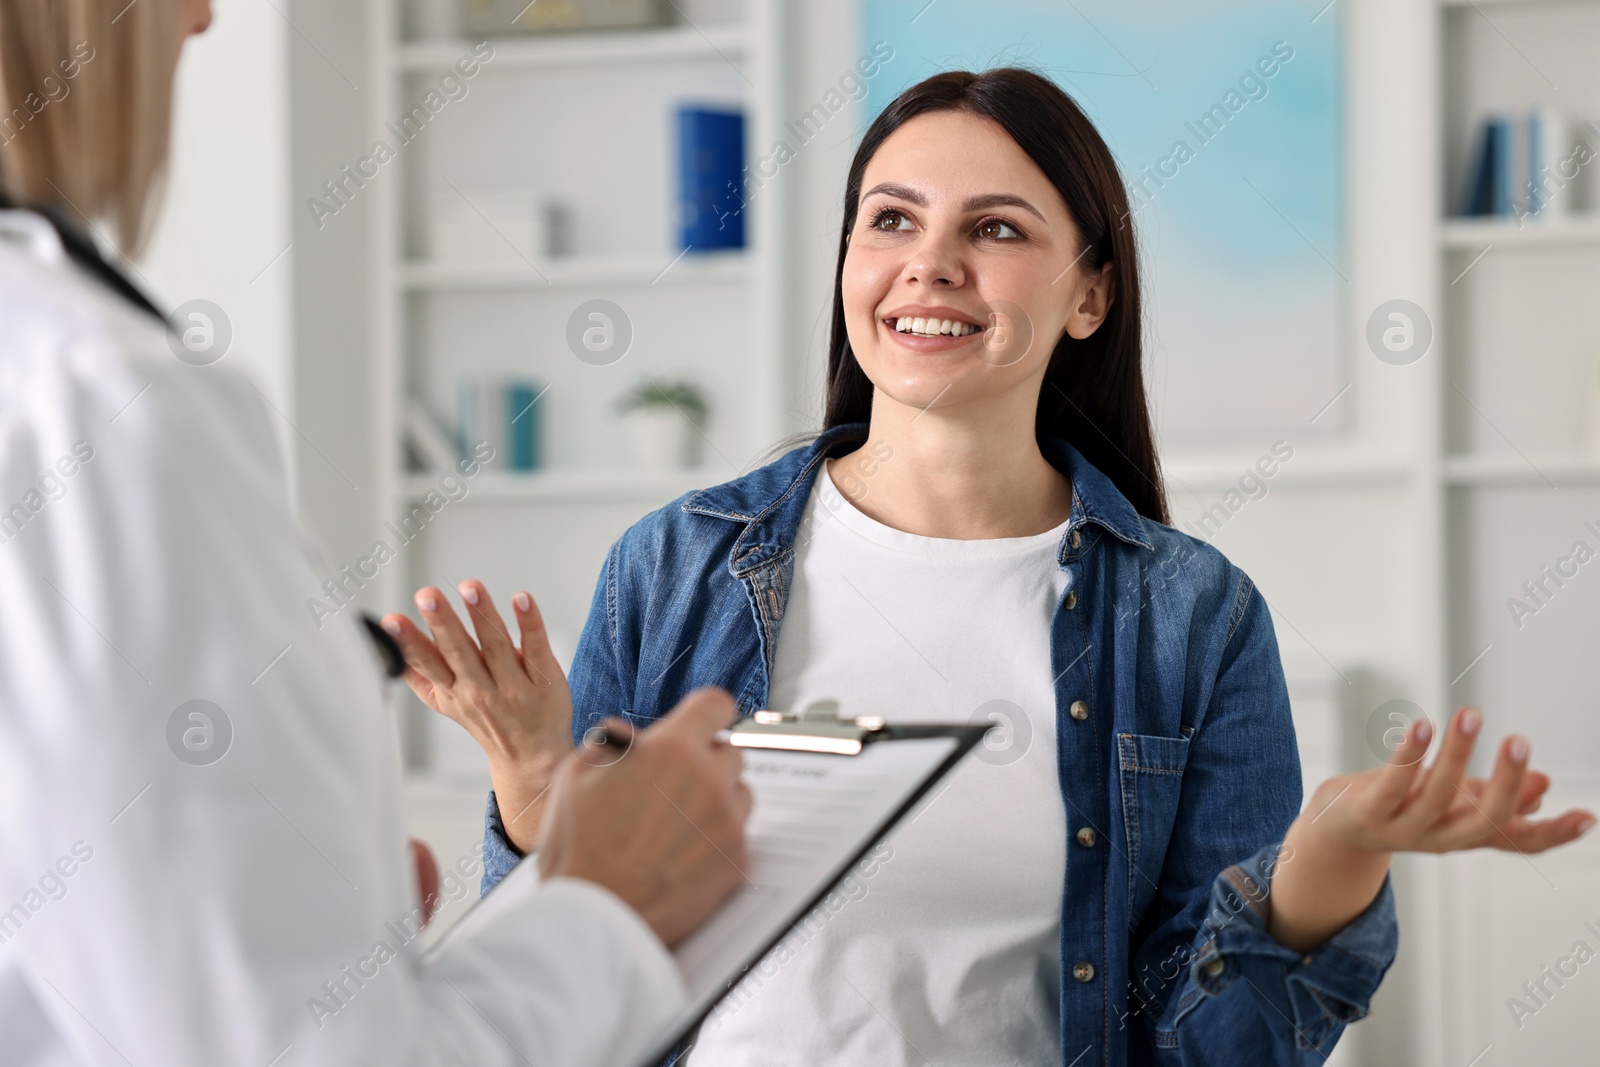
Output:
[892, 316, 980, 337]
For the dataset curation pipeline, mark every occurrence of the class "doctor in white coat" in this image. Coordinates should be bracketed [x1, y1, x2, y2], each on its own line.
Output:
[0, 1, 751, 1064]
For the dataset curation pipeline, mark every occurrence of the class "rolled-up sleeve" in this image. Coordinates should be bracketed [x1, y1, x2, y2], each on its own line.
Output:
[482, 791, 525, 895]
[1163, 841, 1399, 1058]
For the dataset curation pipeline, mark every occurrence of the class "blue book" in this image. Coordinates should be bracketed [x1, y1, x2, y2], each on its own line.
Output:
[1460, 117, 1512, 217]
[676, 105, 746, 252]
[504, 380, 543, 471]
[1490, 116, 1512, 216]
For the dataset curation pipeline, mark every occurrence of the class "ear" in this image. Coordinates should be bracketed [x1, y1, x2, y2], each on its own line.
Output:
[1064, 262, 1115, 340]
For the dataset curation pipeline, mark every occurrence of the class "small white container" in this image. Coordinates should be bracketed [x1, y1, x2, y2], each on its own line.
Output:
[621, 407, 699, 470]
[430, 190, 540, 266]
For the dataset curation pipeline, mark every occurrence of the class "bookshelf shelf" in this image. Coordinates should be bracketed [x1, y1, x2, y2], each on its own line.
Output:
[401, 469, 713, 504]
[399, 253, 751, 291]
[393, 24, 748, 72]
[1164, 452, 1413, 492]
[1443, 453, 1600, 486]
[1440, 213, 1600, 249]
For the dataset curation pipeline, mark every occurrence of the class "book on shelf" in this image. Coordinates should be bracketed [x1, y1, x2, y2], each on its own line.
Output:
[676, 105, 746, 252]
[456, 376, 547, 472]
[1526, 106, 1567, 218]
[1458, 109, 1582, 222]
[1459, 115, 1511, 218]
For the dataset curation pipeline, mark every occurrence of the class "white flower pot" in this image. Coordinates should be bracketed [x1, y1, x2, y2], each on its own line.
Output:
[621, 407, 700, 471]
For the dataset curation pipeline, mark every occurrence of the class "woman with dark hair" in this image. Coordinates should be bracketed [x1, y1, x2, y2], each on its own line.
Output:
[385, 68, 1591, 1065]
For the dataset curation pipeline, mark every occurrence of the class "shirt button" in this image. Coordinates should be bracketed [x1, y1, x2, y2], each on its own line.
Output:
[1068, 529, 1082, 549]
[1075, 827, 1097, 848]
[1065, 590, 1078, 610]
[1203, 958, 1226, 978]
[1069, 700, 1089, 721]
[1072, 962, 1095, 983]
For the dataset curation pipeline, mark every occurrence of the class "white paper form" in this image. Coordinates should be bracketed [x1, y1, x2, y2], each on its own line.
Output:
[639, 735, 962, 1063]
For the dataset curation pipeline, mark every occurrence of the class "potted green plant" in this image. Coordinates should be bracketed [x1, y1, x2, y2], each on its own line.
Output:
[613, 378, 709, 471]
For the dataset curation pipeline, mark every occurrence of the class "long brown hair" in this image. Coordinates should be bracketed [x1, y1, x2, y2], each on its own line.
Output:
[824, 67, 1167, 523]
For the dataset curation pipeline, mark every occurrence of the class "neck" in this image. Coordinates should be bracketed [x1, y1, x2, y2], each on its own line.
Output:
[829, 389, 1072, 539]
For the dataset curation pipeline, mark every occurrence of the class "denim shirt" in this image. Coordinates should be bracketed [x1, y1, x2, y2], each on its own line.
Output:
[480, 423, 1399, 1066]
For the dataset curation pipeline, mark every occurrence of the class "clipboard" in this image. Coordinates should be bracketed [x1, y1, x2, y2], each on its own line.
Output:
[635, 703, 988, 1065]
[423, 702, 988, 1067]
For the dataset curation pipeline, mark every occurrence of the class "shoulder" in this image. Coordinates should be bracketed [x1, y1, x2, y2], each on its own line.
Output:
[1131, 518, 1265, 653]
[1137, 518, 1244, 591]
[607, 436, 826, 574]
[0, 235, 281, 521]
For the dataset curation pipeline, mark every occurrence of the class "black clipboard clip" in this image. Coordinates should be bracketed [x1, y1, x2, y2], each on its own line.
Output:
[728, 699, 890, 756]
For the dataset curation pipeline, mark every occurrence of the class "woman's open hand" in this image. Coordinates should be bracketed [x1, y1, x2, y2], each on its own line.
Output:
[381, 581, 572, 854]
[1269, 707, 1595, 953]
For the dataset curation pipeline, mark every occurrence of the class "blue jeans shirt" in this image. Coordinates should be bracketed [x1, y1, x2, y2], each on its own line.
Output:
[480, 423, 1399, 1065]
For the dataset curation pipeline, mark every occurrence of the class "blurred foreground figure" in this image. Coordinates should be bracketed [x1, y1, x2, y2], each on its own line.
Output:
[0, 3, 749, 1064]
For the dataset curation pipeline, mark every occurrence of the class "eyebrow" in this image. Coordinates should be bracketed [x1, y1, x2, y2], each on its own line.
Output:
[860, 182, 1049, 224]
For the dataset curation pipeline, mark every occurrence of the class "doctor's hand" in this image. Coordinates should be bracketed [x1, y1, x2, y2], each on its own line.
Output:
[1269, 707, 1595, 953]
[538, 687, 751, 948]
[382, 581, 572, 853]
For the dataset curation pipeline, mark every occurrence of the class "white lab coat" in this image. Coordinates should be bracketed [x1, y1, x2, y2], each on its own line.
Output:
[0, 208, 687, 1067]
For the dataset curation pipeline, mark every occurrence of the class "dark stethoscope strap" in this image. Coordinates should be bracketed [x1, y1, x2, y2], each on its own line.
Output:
[0, 193, 167, 325]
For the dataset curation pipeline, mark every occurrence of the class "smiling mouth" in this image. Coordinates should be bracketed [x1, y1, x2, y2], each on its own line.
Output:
[886, 316, 984, 338]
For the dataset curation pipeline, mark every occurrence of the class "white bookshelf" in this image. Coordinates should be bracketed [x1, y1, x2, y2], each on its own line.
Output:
[394, 22, 749, 70]
[1433, 0, 1600, 1063]
[369, 0, 790, 781]
[399, 468, 714, 503]
[399, 251, 751, 290]
[1163, 451, 1413, 492]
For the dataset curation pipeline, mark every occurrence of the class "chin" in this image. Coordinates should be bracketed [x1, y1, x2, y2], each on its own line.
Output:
[876, 376, 967, 413]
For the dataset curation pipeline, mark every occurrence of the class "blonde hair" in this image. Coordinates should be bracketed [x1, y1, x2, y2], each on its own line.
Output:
[0, 0, 181, 256]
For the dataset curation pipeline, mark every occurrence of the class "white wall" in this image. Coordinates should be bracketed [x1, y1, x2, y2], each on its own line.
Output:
[139, 1, 296, 434]
[284, 2, 379, 573]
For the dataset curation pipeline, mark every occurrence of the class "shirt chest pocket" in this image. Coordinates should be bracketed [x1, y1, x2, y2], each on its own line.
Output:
[1117, 732, 1191, 925]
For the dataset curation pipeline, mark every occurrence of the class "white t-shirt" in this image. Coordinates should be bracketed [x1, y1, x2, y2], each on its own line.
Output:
[689, 462, 1070, 1067]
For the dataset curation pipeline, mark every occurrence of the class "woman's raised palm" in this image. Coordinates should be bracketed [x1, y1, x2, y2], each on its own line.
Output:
[382, 580, 573, 853]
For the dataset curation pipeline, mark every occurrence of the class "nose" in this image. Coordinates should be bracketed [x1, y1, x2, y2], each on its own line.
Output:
[901, 224, 965, 288]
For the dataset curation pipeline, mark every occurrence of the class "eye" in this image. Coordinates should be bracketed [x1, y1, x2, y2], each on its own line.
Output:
[868, 207, 913, 233]
[975, 217, 1023, 240]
